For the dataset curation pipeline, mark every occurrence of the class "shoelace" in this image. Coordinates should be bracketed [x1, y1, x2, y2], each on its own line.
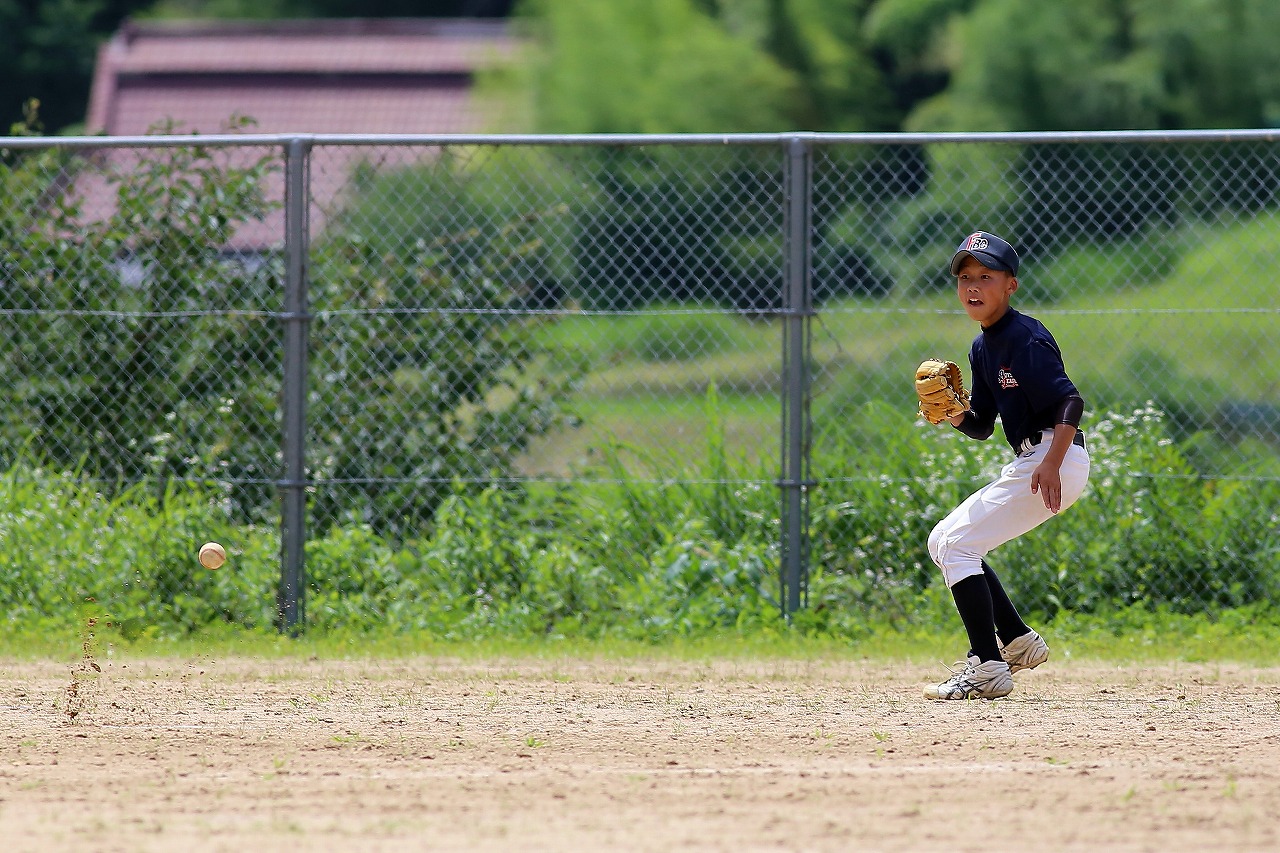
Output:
[936, 661, 978, 690]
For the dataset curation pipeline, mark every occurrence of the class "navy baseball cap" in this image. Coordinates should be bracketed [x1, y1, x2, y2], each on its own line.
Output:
[950, 231, 1019, 275]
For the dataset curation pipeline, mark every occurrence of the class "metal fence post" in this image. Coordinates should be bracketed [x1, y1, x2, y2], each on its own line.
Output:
[779, 135, 814, 619]
[279, 136, 312, 633]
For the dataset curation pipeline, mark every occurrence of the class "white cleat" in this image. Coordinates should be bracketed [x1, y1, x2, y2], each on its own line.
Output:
[923, 658, 1013, 700]
[1000, 630, 1049, 674]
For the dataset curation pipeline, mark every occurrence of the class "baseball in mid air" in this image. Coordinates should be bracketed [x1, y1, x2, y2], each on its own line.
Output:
[199, 542, 227, 570]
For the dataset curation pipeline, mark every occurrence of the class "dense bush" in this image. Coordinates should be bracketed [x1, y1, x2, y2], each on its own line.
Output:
[0, 129, 580, 537]
[0, 403, 1276, 640]
[0, 464, 280, 636]
[572, 149, 785, 310]
[0, 119, 285, 521]
[304, 161, 582, 536]
[572, 145, 923, 310]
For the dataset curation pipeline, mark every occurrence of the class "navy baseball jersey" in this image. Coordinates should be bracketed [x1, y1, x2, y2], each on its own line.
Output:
[966, 309, 1079, 452]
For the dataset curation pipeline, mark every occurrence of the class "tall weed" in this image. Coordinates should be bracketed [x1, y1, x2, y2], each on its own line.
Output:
[0, 402, 1274, 640]
[0, 463, 278, 636]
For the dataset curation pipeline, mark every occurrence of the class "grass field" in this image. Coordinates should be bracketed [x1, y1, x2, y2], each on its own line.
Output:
[6, 635, 1279, 852]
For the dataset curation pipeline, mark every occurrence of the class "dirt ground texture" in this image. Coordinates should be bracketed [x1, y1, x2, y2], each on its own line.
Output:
[1, 649, 1278, 853]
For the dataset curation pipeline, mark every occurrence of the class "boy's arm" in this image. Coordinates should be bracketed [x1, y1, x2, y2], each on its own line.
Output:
[1031, 395, 1085, 513]
[950, 357, 996, 438]
[949, 410, 993, 438]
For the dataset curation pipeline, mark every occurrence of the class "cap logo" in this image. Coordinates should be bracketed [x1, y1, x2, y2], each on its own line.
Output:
[966, 234, 990, 251]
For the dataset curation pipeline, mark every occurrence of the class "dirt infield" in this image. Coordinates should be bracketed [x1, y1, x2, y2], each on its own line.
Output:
[1, 652, 1277, 852]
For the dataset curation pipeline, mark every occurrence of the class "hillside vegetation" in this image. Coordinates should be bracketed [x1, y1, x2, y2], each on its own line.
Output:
[523, 214, 1280, 475]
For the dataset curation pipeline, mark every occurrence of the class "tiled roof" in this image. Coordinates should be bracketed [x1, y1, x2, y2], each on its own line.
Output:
[82, 19, 522, 248]
[87, 18, 520, 134]
[106, 78, 483, 136]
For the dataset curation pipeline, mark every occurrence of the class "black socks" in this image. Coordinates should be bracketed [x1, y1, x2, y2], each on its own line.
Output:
[950, 574, 1001, 663]
[951, 562, 1033, 664]
[983, 560, 1032, 646]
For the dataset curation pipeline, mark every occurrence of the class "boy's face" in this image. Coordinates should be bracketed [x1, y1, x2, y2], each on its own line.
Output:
[955, 256, 1017, 327]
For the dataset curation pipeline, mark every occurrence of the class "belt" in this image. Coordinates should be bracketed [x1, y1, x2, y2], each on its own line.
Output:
[1019, 428, 1086, 454]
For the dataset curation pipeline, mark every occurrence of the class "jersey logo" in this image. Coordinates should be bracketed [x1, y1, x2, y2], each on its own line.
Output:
[998, 367, 1018, 389]
[965, 233, 990, 251]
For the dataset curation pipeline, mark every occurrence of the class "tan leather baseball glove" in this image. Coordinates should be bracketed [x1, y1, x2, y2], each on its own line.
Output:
[915, 358, 970, 424]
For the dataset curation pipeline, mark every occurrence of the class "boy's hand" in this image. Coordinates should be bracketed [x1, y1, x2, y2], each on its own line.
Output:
[1031, 463, 1063, 513]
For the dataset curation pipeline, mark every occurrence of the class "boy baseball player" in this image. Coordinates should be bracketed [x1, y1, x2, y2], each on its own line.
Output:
[918, 231, 1091, 700]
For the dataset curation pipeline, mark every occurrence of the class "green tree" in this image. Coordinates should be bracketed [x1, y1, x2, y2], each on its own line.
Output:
[767, 0, 894, 131]
[0, 0, 120, 133]
[507, 0, 902, 133]
[511, 0, 802, 133]
[862, 0, 972, 121]
[904, 0, 1280, 132]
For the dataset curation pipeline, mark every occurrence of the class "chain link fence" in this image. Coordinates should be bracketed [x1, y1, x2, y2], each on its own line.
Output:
[2, 130, 1278, 628]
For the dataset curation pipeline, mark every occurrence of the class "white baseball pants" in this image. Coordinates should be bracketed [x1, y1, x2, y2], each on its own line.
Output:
[928, 432, 1091, 588]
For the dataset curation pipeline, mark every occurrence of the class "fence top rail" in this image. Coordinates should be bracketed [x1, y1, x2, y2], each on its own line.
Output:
[3, 128, 1280, 149]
